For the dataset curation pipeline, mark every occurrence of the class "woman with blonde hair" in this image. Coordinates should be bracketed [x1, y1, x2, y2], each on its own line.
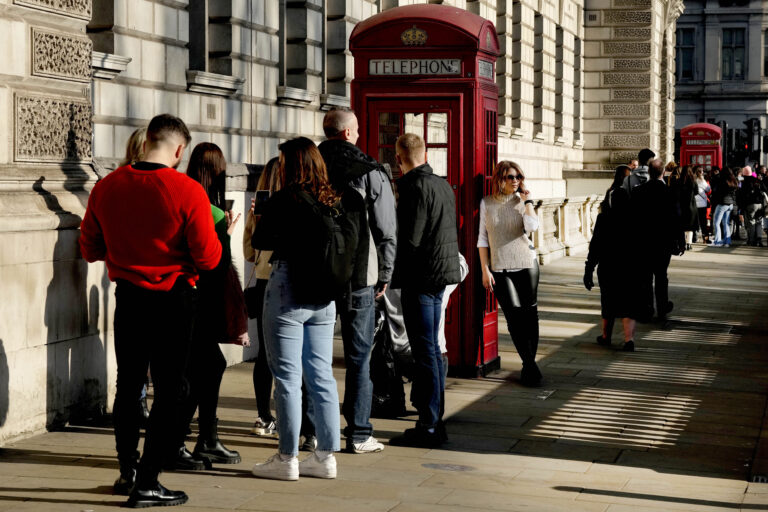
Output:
[119, 127, 147, 167]
[478, 161, 541, 386]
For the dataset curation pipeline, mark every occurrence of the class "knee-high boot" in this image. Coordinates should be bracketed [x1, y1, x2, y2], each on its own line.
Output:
[193, 418, 241, 464]
[520, 306, 542, 385]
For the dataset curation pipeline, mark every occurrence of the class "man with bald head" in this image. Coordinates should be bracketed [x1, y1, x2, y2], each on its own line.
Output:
[318, 108, 397, 454]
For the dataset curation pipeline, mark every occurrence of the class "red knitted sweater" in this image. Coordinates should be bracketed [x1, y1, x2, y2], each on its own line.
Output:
[79, 163, 222, 291]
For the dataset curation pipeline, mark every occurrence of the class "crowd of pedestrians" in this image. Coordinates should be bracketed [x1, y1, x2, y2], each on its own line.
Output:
[78, 109, 546, 508]
[583, 148, 768, 351]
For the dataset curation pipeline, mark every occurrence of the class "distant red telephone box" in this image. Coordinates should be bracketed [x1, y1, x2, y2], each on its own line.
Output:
[680, 123, 722, 170]
[350, 4, 501, 376]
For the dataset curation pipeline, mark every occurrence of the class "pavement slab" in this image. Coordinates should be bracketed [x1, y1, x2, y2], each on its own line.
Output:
[2, 244, 768, 510]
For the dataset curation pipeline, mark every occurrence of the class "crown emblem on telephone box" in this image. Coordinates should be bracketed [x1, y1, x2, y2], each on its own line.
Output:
[401, 26, 428, 46]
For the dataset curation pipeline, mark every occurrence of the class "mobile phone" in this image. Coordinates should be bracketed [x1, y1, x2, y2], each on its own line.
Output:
[224, 199, 234, 211]
[253, 190, 271, 215]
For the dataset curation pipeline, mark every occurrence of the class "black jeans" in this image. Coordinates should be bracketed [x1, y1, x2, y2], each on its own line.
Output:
[251, 279, 274, 420]
[113, 279, 196, 486]
[492, 262, 540, 366]
[640, 251, 672, 317]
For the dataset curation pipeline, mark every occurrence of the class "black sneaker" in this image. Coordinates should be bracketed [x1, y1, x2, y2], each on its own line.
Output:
[596, 335, 611, 346]
[125, 483, 188, 508]
[622, 340, 635, 352]
[389, 428, 444, 448]
[300, 435, 317, 452]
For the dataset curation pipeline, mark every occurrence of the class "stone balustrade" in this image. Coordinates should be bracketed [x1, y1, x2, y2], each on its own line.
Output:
[531, 195, 602, 265]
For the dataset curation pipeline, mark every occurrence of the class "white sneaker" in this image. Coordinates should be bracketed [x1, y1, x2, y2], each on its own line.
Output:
[251, 453, 298, 481]
[349, 436, 385, 454]
[299, 452, 337, 479]
[250, 417, 278, 438]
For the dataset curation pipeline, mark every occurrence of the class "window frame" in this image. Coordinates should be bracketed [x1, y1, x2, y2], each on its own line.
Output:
[721, 27, 746, 81]
[676, 27, 695, 81]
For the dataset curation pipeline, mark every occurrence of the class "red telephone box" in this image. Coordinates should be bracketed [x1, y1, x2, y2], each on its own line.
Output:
[350, 4, 501, 376]
[680, 123, 722, 170]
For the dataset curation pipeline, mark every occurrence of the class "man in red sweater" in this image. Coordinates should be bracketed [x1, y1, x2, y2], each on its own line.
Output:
[80, 114, 221, 508]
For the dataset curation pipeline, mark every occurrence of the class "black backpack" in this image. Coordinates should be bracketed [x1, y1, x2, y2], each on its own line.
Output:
[294, 191, 359, 303]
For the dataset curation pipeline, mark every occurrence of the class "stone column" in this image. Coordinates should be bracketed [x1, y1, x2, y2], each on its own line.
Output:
[0, 0, 109, 444]
[582, 0, 681, 171]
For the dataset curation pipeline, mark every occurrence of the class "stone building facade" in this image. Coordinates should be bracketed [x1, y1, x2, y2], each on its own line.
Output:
[0, 0, 680, 444]
[674, 0, 768, 168]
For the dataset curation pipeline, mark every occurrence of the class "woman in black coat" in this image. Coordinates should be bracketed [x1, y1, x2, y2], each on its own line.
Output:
[672, 165, 699, 249]
[583, 165, 639, 351]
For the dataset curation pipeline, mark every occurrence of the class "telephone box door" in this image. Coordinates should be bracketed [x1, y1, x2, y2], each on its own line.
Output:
[366, 97, 463, 349]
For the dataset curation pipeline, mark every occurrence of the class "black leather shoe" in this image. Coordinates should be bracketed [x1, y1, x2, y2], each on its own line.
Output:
[596, 335, 611, 346]
[125, 482, 188, 508]
[390, 427, 444, 448]
[520, 363, 543, 387]
[164, 446, 205, 471]
[622, 340, 635, 352]
[194, 418, 241, 464]
[113, 468, 136, 496]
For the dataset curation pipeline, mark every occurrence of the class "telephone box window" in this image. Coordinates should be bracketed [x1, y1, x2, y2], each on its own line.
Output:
[428, 113, 448, 143]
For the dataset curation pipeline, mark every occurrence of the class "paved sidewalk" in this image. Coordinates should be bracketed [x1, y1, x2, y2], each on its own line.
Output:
[2, 244, 768, 511]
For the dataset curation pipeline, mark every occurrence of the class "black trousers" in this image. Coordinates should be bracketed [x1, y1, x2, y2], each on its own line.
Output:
[251, 278, 274, 420]
[640, 251, 671, 317]
[113, 279, 196, 486]
[177, 330, 227, 442]
[491, 262, 540, 365]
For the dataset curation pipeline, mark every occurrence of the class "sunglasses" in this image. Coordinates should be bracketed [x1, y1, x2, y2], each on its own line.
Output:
[505, 175, 521, 181]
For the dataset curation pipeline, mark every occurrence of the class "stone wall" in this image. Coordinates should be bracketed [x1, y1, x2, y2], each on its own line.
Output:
[0, 0, 111, 444]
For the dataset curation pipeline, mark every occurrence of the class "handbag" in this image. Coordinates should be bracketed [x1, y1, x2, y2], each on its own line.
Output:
[243, 263, 260, 319]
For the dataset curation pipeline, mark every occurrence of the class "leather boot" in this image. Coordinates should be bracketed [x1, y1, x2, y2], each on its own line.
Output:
[164, 446, 206, 471]
[193, 418, 241, 464]
[113, 451, 139, 495]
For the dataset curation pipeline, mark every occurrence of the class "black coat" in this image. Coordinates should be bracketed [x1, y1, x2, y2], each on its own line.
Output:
[631, 179, 684, 256]
[671, 179, 698, 232]
[391, 163, 460, 293]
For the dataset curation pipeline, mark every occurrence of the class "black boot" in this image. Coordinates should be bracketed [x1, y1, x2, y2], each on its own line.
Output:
[193, 418, 241, 464]
[164, 446, 206, 471]
[113, 452, 138, 496]
[126, 482, 188, 508]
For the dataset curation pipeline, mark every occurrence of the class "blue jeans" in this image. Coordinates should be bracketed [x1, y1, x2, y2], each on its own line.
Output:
[401, 288, 445, 430]
[263, 262, 340, 456]
[712, 204, 733, 245]
[338, 286, 375, 443]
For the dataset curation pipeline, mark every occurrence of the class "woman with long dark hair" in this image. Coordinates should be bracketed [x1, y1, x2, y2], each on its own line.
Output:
[478, 161, 542, 386]
[167, 143, 247, 470]
[583, 165, 638, 351]
[709, 168, 739, 247]
[251, 137, 368, 480]
[673, 165, 699, 250]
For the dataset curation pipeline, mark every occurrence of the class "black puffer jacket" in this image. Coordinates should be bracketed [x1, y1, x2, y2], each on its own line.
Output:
[391, 163, 459, 293]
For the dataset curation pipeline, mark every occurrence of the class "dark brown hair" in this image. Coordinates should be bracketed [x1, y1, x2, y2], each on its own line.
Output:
[491, 160, 525, 198]
[186, 142, 227, 209]
[146, 114, 191, 146]
[257, 156, 281, 193]
[278, 137, 339, 207]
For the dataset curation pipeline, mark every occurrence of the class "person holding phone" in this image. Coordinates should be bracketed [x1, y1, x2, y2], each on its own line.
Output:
[165, 142, 247, 471]
[478, 161, 542, 387]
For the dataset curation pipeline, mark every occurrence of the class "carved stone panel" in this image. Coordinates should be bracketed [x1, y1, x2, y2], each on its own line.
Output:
[613, 89, 651, 100]
[613, 0, 651, 7]
[603, 104, 650, 117]
[613, 59, 650, 70]
[603, 73, 650, 86]
[14, 0, 91, 20]
[603, 11, 651, 25]
[612, 120, 650, 131]
[611, 151, 638, 163]
[604, 42, 651, 55]
[32, 28, 92, 82]
[614, 28, 651, 39]
[15, 94, 92, 163]
[602, 134, 650, 148]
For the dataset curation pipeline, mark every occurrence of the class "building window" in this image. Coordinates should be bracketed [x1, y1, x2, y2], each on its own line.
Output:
[722, 28, 745, 80]
[676, 28, 695, 81]
[764, 30, 768, 77]
[533, 13, 543, 136]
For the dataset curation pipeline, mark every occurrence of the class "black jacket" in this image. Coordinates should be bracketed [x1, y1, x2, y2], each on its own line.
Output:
[318, 139, 397, 287]
[251, 185, 369, 303]
[631, 179, 684, 256]
[391, 163, 460, 292]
